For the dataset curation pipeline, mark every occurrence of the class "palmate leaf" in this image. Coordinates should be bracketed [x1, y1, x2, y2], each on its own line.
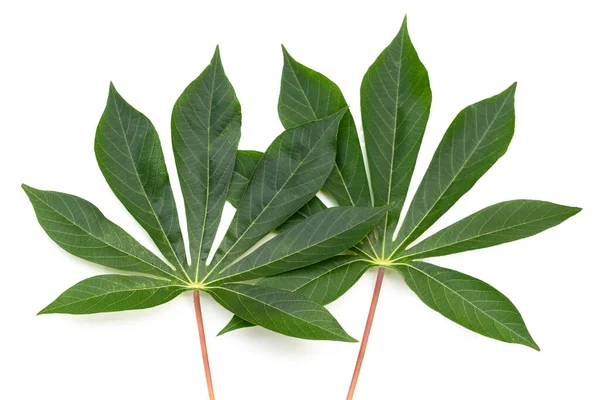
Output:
[39, 275, 186, 315]
[95, 83, 187, 270]
[206, 283, 356, 342]
[216, 17, 580, 355]
[395, 261, 539, 350]
[25, 49, 390, 344]
[172, 47, 241, 281]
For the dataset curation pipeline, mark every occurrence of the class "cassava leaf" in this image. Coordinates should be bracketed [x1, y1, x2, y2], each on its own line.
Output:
[228, 150, 328, 232]
[279, 47, 370, 207]
[393, 83, 517, 255]
[39, 275, 186, 315]
[207, 109, 346, 277]
[206, 283, 356, 342]
[227, 150, 262, 208]
[395, 261, 539, 350]
[219, 255, 371, 335]
[400, 200, 581, 260]
[22, 185, 185, 283]
[210, 206, 387, 284]
[361, 16, 432, 236]
[95, 83, 187, 270]
[276, 196, 328, 232]
[172, 47, 242, 281]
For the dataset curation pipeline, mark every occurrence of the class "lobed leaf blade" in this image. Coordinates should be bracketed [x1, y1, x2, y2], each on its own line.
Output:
[212, 206, 387, 283]
[207, 110, 346, 277]
[361, 16, 432, 251]
[39, 275, 186, 315]
[206, 283, 356, 342]
[395, 261, 539, 350]
[219, 255, 371, 335]
[95, 83, 187, 270]
[394, 83, 517, 255]
[172, 47, 242, 280]
[400, 200, 581, 260]
[22, 185, 185, 283]
[279, 47, 370, 208]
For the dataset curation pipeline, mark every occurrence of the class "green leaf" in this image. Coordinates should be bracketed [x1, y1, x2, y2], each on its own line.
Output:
[279, 46, 370, 207]
[276, 196, 328, 232]
[393, 83, 517, 255]
[172, 47, 242, 281]
[400, 200, 581, 260]
[206, 283, 356, 342]
[219, 255, 371, 335]
[22, 185, 186, 283]
[227, 150, 328, 232]
[395, 261, 539, 350]
[207, 110, 346, 277]
[211, 206, 387, 283]
[39, 275, 186, 315]
[227, 150, 262, 208]
[361, 17, 432, 217]
[95, 83, 187, 270]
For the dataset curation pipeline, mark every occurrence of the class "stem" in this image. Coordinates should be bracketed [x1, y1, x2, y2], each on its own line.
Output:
[346, 267, 385, 400]
[193, 290, 216, 400]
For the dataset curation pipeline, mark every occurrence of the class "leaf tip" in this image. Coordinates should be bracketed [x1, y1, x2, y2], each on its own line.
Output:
[216, 326, 229, 336]
[280, 44, 294, 62]
[37, 306, 50, 316]
[211, 45, 222, 66]
[528, 340, 541, 351]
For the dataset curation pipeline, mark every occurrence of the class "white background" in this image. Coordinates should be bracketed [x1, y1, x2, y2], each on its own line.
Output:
[1, 1, 598, 399]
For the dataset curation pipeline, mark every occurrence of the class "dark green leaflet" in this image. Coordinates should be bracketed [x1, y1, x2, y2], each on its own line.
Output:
[22, 185, 185, 283]
[400, 200, 581, 260]
[227, 150, 328, 232]
[209, 206, 387, 284]
[39, 275, 186, 315]
[219, 256, 371, 335]
[395, 261, 539, 350]
[361, 17, 432, 251]
[227, 150, 262, 208]
[172, 47, 242, 281]
[95, 84, 187, 270]
[279, 46, 370, 208]
[393, 83, 517, 256]
[206, 283, 357, 342]
[208, 110, 346, 277]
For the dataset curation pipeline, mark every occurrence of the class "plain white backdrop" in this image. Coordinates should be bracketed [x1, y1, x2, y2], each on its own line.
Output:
[1, 1, 598, 399]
